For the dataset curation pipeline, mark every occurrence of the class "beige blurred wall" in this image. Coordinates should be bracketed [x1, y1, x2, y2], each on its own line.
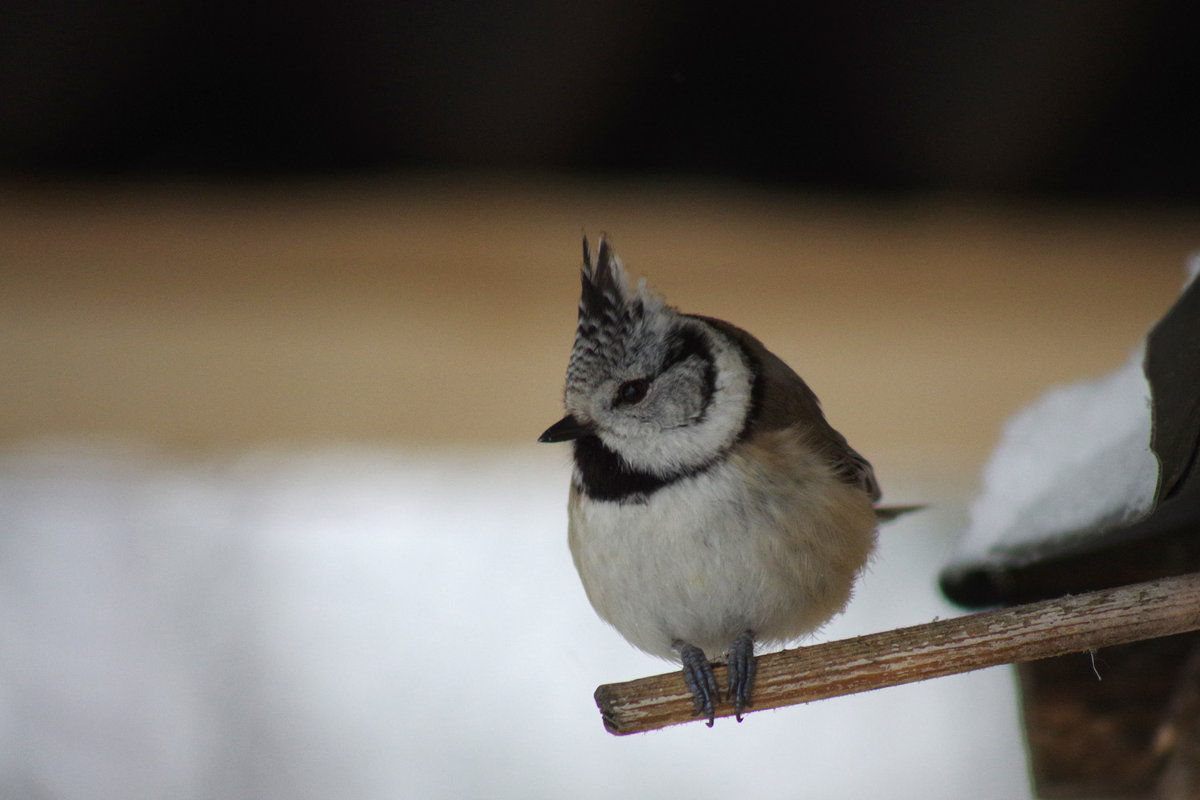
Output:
[2, 176, 1196, 482]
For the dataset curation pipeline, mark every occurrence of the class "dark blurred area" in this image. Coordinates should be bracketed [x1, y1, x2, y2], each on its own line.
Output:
[2, 0, 1199, 199]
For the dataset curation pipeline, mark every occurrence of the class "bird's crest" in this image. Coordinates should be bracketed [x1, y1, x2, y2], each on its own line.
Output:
[567, 236, 665, 393]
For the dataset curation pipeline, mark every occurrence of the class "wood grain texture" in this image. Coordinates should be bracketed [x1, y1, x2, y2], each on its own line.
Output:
[595, 570, 1200, 735]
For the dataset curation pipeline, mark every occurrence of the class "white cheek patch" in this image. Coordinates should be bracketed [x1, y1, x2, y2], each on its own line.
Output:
[605, 328, 754, 477]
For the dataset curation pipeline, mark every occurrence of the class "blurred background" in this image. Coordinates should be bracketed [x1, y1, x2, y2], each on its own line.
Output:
[4, 0, 1200, 196]
[2, 2, 1199, 799]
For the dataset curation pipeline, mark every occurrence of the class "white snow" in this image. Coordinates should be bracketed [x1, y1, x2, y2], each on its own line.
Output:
[950, 258, 1200, 570]
[0, 441, 1029, 800]
[950, 350, 1158, 568]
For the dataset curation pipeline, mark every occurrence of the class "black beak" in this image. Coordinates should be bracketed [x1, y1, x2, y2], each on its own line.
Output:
[538, 414, 592, 443]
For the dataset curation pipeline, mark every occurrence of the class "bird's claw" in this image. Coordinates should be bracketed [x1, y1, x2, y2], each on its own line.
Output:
[727, 631, 757, 722]
[679, 643, 719, 726]
[678, 633, 756, 726]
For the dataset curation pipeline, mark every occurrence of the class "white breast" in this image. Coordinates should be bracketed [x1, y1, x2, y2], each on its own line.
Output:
[567, 428, 878, 661]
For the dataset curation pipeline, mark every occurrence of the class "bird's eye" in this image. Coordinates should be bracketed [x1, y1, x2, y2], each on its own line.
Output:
[616, 378, 650, 406]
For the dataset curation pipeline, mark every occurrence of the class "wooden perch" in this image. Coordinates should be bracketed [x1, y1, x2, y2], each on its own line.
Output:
[594, 570, 1200, 735]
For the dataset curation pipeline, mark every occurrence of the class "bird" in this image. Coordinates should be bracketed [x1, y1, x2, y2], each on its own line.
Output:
[539, 235, 907, 726]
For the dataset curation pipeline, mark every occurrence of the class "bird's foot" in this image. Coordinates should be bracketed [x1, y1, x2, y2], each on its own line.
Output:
[727, 631, 757, 722]
[678, 643, 719, 727]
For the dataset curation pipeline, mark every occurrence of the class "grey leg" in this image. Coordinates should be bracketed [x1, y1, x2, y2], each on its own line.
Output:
[727, 630, 756, 722]
[678, 642, 719, 727]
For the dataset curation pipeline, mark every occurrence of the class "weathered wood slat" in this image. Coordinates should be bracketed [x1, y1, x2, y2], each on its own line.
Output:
[595, 571, 1200, 735]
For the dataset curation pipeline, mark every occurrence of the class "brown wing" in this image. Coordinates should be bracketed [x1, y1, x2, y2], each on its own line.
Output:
[694, 315, 882, 503]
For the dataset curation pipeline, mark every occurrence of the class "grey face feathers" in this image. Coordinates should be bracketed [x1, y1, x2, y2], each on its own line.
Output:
[542, 236, 757, 499]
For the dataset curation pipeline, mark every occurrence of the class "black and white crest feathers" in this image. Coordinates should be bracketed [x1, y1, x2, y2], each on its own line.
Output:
[567, 236, 664, 396]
